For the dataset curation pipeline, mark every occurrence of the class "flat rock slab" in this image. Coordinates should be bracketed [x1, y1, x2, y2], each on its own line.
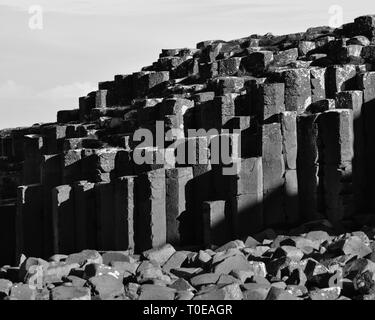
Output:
[65, 250, 103, 267]
[212, 254, 251, 274]
[0, 279, 12, 297]
[143, 244, 176, 266]
[193, 283, 243, 300]
[242, 283, 271, 300]
[51, 286, 91, 300]
[190, 273, 220, 287]
[138, 284, 176, 300]
[9, 284, 36, 300]
[86, 274, 124, 300]
[265, 287, 300, 300]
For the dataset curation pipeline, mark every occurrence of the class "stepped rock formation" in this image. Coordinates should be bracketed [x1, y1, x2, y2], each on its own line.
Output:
[1, 15, 375, 300]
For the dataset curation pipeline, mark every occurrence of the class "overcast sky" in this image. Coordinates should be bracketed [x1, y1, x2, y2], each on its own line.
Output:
[0, 0, 374, 129]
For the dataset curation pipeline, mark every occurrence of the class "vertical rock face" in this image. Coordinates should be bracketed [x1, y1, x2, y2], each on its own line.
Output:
[16, 184, 44, 257]
[165, 167, 193, 246]
[2, 15, 375, 266]
[283, 69, 312, 114]
[52, 185, 75, 254]
[73, 181, 96, 251]
[318, 109, 354, 222]
[135, 169, 166, 252]
[202, 200, 228, 246]
[114, 176, 136, 251]
[297, 114, 321, 221]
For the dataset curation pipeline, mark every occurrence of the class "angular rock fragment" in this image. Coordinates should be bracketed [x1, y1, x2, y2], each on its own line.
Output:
[8, 284, 37, 300]
[143, 244, 176, 266]
[65, 250, 103, 267]
[283, 68, 312, 114]
[243, 283, 271, 300]
[162, 251, 190, 273]
[265, 286, 299, 300]
[309, 287, 341, 300]
[241, 51, 273, 76]
[193, 283, 243, 300]
[253, 83, 285, 122]
[190, 273, 220, 287]
[51, 286, 91, 300]
[212, 254, 250, 275]
[0, 279, 12, 298]
[138, 284, 176, 300]
[86, 274, 124, 300]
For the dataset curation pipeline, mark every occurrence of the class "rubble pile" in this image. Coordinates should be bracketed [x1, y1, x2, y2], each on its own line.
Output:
[1, 14, 375, 299]
[1, 224, 375, 300]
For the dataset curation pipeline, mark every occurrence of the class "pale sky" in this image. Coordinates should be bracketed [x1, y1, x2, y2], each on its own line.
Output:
[0, 0, 374, 129]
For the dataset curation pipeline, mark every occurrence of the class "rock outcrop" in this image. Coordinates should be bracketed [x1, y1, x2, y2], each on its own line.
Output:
[1, 15, 375, 299]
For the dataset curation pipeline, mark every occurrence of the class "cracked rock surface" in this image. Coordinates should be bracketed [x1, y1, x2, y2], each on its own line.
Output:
[2, 221, 375, 300]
